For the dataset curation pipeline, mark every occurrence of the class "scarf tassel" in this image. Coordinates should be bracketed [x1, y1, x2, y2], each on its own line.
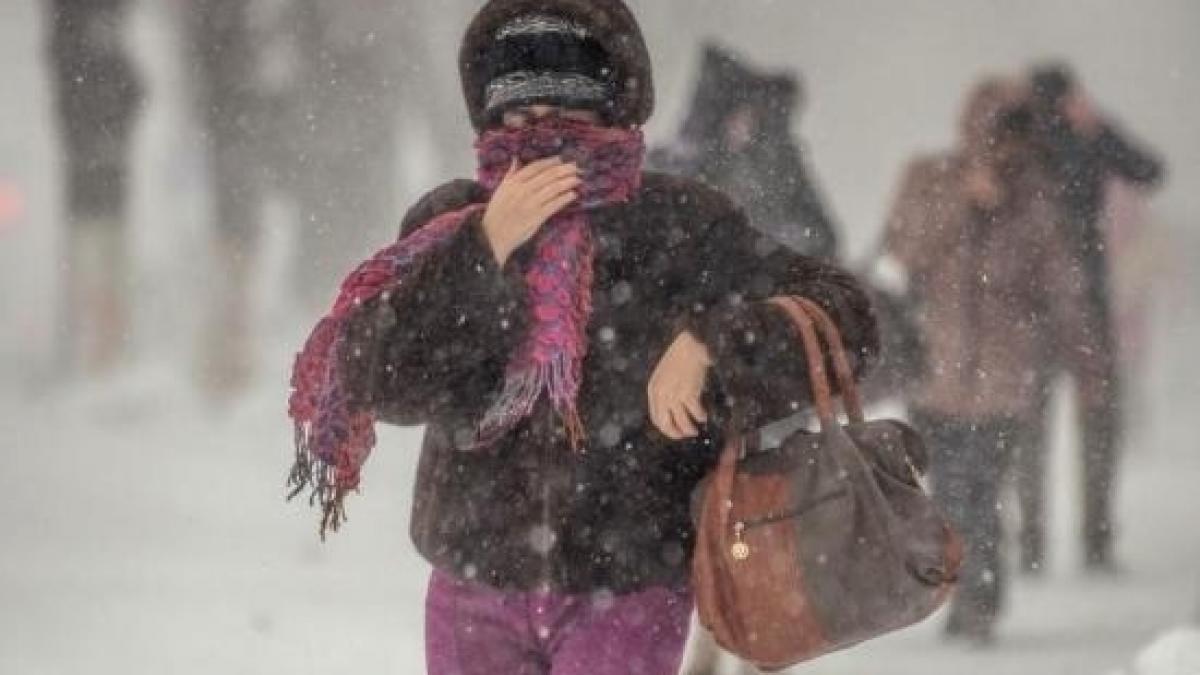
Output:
[477, 351, 588, 452]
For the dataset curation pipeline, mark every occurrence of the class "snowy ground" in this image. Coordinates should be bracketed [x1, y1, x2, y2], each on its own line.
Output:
[2, 230, 1197, 675]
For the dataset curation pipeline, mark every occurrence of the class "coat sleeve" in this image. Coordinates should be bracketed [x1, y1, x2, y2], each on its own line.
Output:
[339, 181, 529, 426]
[783, 147, 841, 260]
[679, 188, 879, 427]
[1095, 124, 1165, 188]
[882, 158, 959, 281]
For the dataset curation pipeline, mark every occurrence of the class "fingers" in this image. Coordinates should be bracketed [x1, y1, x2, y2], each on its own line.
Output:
[536, 190, 579, 221]
[648, 383, 706, 440]
[513, 157, 561, 182]
[532, 173, 583, 206]
[514, 157, 577, 184]
[670, 404, 700, 438]
[648, 380, 662, 437]
[524, 163, 581, 195]
[682, 397, 709, 426]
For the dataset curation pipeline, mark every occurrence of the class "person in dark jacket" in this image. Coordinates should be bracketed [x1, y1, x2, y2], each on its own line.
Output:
[1016, 63, 1166, 574]
[652, 44, 840, 260]
[45, 0, 144, 373]
[285, 1, 877, 673]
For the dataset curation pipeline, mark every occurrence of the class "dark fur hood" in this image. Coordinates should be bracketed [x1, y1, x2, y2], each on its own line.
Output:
[459, 0, 654, 131]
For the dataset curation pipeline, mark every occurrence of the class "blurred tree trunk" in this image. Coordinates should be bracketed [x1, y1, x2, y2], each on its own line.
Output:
[45, 0, 144, 374]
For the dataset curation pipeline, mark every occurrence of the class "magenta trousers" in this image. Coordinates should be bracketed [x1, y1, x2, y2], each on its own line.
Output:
[425, 570, 693, 675]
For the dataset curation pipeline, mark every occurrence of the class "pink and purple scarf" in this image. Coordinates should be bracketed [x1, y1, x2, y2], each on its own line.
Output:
[288, 118, 645, 536]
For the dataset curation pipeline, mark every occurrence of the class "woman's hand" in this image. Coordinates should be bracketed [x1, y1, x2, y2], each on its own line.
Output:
[648, 331, 714, 440]
[482, 157, 581, 266]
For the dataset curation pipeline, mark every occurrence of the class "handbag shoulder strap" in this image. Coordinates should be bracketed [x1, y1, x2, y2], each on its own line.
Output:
[790, 296, 865, 424]
[767, 297, 839, 430]
[767, 296, 865, 427]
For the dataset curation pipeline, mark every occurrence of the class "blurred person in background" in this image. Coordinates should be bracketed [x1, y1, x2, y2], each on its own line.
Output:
[881, 78, 1106, 645]
[652, 43, 840, 260]
[656, 45, 847, 675]
[182, 0, 275, 396]
[1015, 63, 1166, 575]
[286, 0, 877, 672]
[181, 0, 408, 397]
[45, 0, 144, 374]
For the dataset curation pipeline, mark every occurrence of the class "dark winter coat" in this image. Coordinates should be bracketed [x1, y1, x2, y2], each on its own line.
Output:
[651, 44, 840, 259]
[1036, 117, 1165, 337]
[1038, 119, 1164, 231]
[340, 174, 878, 593]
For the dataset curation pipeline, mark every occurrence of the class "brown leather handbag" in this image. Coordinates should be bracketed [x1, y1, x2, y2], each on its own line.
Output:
[692, 296, 962, 671]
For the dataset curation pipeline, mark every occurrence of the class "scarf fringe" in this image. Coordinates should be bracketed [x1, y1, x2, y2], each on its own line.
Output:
[287, 421, 355, 540]
[476, 351, 588, 452]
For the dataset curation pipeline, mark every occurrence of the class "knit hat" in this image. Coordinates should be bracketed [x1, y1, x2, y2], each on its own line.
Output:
[460, 0, 654, 131]
[480, 14, 616, 123]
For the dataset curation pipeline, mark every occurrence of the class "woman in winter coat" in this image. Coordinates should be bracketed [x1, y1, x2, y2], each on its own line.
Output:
[881, 78, 1106, 645]
[287, 1, 877, 673]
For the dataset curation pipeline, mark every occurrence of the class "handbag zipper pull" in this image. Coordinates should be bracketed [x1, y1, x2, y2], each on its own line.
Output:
[731, 522, 751, 561]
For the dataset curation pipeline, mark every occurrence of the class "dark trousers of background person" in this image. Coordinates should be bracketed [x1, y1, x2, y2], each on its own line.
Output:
[913, 410, 1027, 638]
[1017, 229, 1124, 572]
[1016, 378, 1122, 572]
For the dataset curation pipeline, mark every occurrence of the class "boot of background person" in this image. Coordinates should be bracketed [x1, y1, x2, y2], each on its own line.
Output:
[66, 220, 130, 374]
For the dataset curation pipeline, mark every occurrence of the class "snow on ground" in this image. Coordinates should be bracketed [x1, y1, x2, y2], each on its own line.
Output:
[2, 231, 1198, 675]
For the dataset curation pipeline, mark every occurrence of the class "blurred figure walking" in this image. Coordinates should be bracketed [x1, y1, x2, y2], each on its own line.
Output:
[181, 0, 274, 396]
[881, 78, 1105, 644]
[180, 0, 408, 398]
[1015, 63, 1166, 574]
[45, 0, 144, 373]
[652, 44, 840, 259]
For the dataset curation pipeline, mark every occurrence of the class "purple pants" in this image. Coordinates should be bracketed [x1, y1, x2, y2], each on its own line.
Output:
[425, 570, 693, 675]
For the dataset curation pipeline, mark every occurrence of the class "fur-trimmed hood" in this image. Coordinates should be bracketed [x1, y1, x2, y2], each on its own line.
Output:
[459, 0, 654, 131]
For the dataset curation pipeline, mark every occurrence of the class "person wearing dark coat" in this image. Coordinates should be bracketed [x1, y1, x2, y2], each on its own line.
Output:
[652, 44, 841, 260]
[285, 1, 877, 673]
[1016, 64, 1166, 574]
[45, 0, 144, 372]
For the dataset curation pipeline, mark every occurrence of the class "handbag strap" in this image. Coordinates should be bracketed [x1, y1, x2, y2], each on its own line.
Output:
[789, 296, 865, 424]
[710, 295, 861, 536]
[767, 297, 839, 430]
[767, 296, 867, 429]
